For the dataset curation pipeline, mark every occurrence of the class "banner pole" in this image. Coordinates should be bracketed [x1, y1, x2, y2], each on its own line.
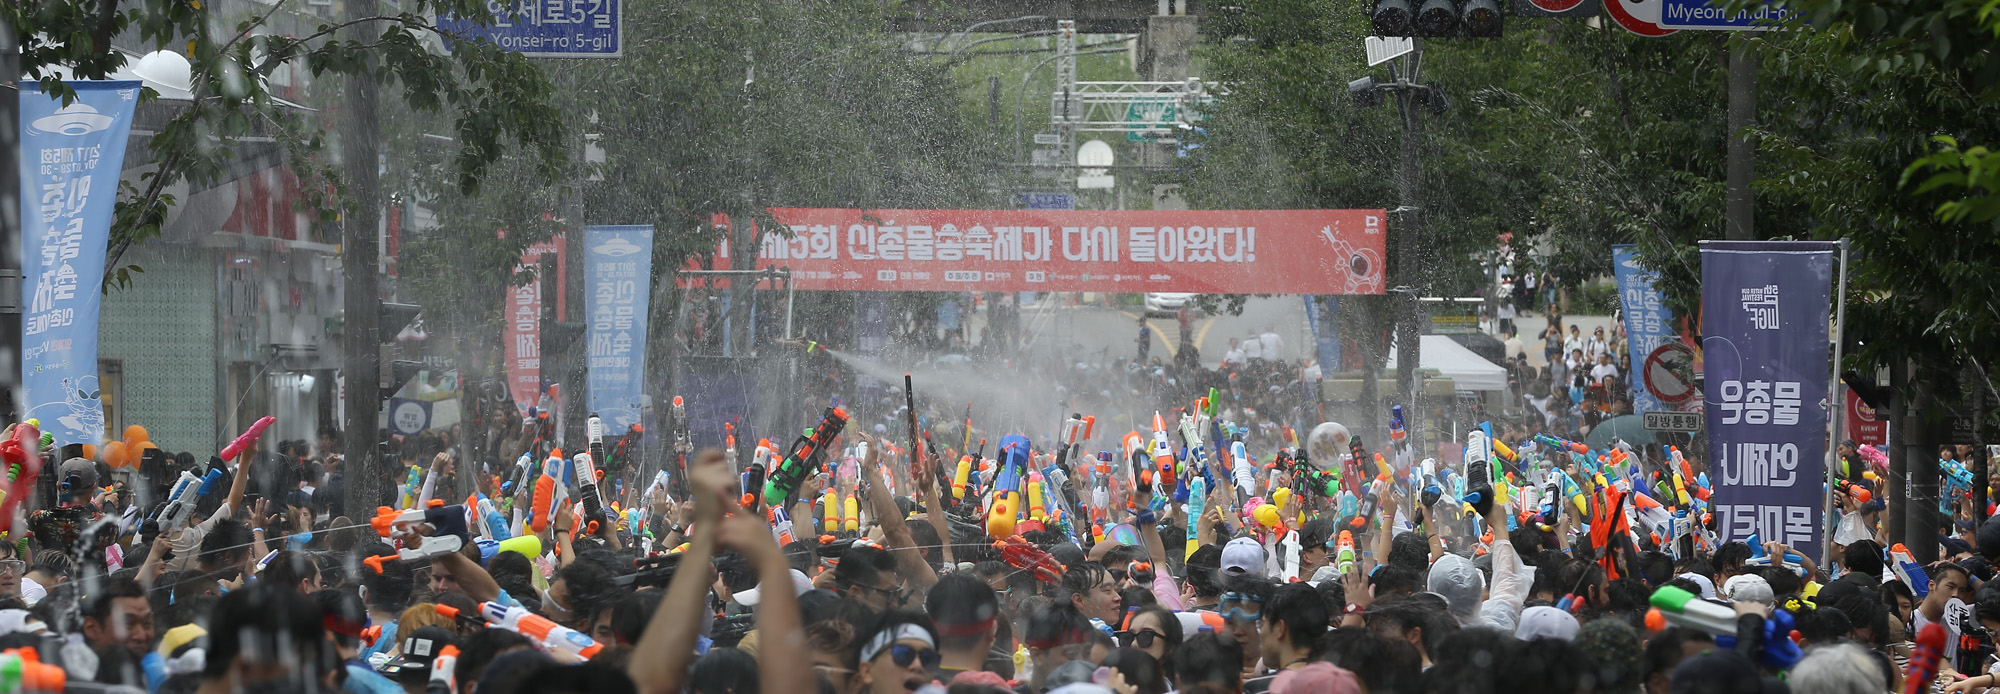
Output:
[1825, 238, 1850, 566]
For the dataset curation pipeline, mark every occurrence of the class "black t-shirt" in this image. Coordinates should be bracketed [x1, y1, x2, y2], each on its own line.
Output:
[1243, 671, 1279, 694]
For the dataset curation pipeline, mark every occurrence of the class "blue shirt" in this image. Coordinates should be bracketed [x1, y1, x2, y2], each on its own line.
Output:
[360, 620, 398, 662]
[344, 662, 403, 694]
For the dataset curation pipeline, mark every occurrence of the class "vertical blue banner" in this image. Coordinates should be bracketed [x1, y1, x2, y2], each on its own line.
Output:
[1612, 245, 1672, 414]
[584, 225, 654, 431]
[1701, 241, 1836, 562]
[20, 81, 140, 445]
[1303, 295, 1342, 372]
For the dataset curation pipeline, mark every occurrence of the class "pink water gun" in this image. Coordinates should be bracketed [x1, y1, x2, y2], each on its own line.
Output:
[221, 416, 275, 462]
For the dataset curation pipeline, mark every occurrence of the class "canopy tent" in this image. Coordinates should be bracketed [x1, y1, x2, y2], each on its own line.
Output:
[1383, 335, 1510, 391]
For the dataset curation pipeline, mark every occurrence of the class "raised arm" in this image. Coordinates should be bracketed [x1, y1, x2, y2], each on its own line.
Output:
[859, 438, 939, 591]
[224, 450, 253, 518]
[628, 449, 730, 694]
[716, 504, 811, 694]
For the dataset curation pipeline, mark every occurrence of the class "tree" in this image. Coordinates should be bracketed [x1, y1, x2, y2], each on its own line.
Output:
[9, 0, 568, 288]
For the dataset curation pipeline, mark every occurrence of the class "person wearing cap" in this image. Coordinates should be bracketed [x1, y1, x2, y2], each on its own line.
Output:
[379, 626, 456, 694]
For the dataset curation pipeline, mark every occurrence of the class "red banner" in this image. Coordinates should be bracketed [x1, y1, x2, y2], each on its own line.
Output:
[505, 237, 564, 415]
[691, 208, 1387, 294]
[1846, 390, 1886, 446]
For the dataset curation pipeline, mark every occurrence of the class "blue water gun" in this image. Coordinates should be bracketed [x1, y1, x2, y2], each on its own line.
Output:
[1942, 458, 1975, 514]
[1742, 532, 1809, 576]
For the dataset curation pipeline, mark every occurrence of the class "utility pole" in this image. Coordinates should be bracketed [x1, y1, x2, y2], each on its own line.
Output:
[1391, 45, 1426, 452]
[340, 0, 386, 516]
[1724, 39, 1755, 241]
[1, 20, 20, 422]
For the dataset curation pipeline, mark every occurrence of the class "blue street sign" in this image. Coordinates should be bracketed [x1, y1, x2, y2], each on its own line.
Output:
[437, 0, 623, 58]
[1658, 0, 1794, 29]
[1016, 192, 1076, 210]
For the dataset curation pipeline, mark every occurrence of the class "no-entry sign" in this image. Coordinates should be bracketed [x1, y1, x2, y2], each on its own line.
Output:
[693, 208, 1388, 295]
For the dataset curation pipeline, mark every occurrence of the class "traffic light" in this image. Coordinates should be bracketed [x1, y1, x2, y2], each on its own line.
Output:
[1370, 0, 1413, 36]
[1371, 0, 1502, 37]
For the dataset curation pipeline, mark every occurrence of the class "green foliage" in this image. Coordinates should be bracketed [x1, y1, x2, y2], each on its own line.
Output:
[1902, 136, 2000, 223]
[9, 0, 568, 289]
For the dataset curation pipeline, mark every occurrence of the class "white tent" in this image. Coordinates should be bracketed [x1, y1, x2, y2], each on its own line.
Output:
[1382, 335, 1509, 391]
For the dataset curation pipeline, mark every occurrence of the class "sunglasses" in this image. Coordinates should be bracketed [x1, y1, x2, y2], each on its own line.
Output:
[1120, 629, 1166, 649]
[888, 644, 941, 670]
[846, 581, 910, 607]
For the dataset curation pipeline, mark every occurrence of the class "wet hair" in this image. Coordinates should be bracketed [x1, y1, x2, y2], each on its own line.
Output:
[926, 574, 1001, 651]
[356, 545, 413, 613]
[1712, 542, 1753, 573]
[312, 589, 368, 650]
[1796, 606, 1852, 645]
[553, 559, 619, 618]
[1315, 575, 1347, 618]
[1642, 627, 1713, 682]
[1319, 627, 1420, 694]
[1833, 595, 1888, 647]
[1756, 565, 1804, 598]
[83, 576, 145, 626]
[1387, 532, 1430, 570]
[1635, 551, 1675, 587]
[1844, 540, 1885, 577]
[608, 590, 664, 646]
[1185, 545, 1224, 598]
[833, 543, 899, 592]
[1422, 627, 1513, 694]
[202, 583, 333, 684]
[260, 550, 319, 593]
[454, 627, 534, 690]
[1059, 562, 1111, 606]
[907, 522, 942, 565]
[687, 647, 759, 694]
[1025, 603, 1095, 651]
[1369, 565, 1424, 597]
[1171, 632, 1244, 689]
[1264, 582, 1328, 652]
[1124, 605, 1183, 652]
[1100, 647, 1168, 694]
[199, 518, 253, 568]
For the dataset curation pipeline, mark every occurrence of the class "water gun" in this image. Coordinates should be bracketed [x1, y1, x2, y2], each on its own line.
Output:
[0, 421, 41, 538]
[151, 470, 203, 534]
[426, 644, 460, 694]
[578, 415, 609, 524]
[0, 647, 66, 692]
[842, 494, 860, 533]
[504, 452, 536, 497]
[529, 453, 567, 534]
[1941, 458, 1975, 514]
[1186, 475, 1207, 557]
[447, 602, 603, 660]
[1349, 478, 1382, 533]
[952, 453, 974, 500]
[988, 435, 1030, 538]
[1335, 530, 1356, 574]
[1534, 434, 1589, 458]
[763, 407, 850, 507]
[220, 415, 275, 462]
[1026, 472, 1048, 521]
[1388, 405, 1407, 446]
[1891, 543, 1931, 599]
[995, 535, 1064, 582]
[822, 485, 838, 536]
[1667, 446, 1710, 504]
[1230, 440, 1256, 498]
[1741, 533, 1808, 577]
[740, 460, 767, 510]
[365, 504, 470, 572]
[1836, 478, 1878, 510]
[398, 463, 425, 510]
[1053, 414, 1093, 510]
[195, 465, 226, 497]
[1534, 482, 1561, 531]
[1039, 455, 1077, 535]
[1905, 623, 1949, 694]
[1150, 412, 1177, 492]
[471, 494, 508, 542]
[1644, 585, 1737, 635]
[1462, 430, 1498, 516]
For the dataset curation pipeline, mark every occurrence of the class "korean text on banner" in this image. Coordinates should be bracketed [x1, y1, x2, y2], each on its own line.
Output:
[1612, 245, 1674, 414]
[584, 226, 653, 431]
[20, 81, 141, 445]
[1701, 241, 1836, 562]
[505, 238, 564, 415]
[691, 208, 1388, 295]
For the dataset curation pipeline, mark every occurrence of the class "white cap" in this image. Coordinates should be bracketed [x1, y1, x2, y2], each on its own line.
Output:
[1723, 573, 1774, 605]
[1514, 605, 1580, 641]
[20, 577, 44, 606]
[1220, 537, 1265, 577]
[736, 568, 813, 606]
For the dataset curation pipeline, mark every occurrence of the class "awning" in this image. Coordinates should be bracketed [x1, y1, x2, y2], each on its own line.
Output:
[1383, 335, 1509, 391]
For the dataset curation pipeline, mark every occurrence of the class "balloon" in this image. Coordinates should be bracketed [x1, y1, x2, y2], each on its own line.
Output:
[124, 425, 149, 444]
[1255, 503, 1281, 528]
[140, 441, 159, 451]
[1272, 488, 1293, 510]
[80, 444, 97, 462]
[101, 442, 127, 468]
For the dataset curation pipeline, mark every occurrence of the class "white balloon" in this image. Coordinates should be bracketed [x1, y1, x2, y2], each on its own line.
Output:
[1305, 422, 1351, 471]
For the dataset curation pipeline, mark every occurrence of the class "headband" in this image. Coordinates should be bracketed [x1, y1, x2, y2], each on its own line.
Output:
[935, 616, 995, 639]
[859, 623, 934, 664]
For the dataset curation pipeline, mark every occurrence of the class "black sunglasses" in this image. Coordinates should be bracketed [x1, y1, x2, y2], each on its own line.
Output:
[845, 581, 909, 607]
[889, 644, 941, 670]
[1120, 629, 1166, 649]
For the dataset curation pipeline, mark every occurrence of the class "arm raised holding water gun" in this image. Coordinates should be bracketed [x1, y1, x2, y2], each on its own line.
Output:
[761, 407, 849, 508]
[858, 433, 940, 591]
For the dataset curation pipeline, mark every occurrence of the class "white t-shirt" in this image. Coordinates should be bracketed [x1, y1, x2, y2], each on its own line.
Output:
[1259, 332, 1283, 360]
[1591, 363, 1620, 383]
[1223, 348, 1247, 365]
[1242, 339, 1264, 360]
[1915, 597, 1974, 661]
[1587, 337, 1609, 360]
[167, 501, 235, 572]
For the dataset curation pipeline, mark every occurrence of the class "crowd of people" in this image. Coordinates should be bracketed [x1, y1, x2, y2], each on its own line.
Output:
[0, 354, 1984, 694]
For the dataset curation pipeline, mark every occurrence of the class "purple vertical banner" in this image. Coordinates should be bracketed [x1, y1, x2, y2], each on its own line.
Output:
[1701, 241, 1836, 562]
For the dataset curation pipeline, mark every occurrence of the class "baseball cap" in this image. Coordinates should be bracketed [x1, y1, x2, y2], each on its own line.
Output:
[736, 568, 814, 606]
[1514, 605, 1580, 641]
[1220, 537, 1265, 577]
[379, 626, 456, 683]
[57, 458, 96, 498]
